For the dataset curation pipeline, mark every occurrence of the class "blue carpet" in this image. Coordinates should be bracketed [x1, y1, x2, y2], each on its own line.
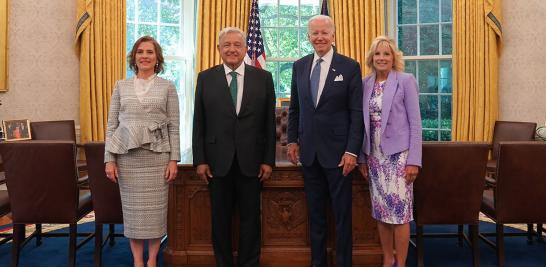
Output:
[0, 223, 164, 267]
[0, 221, 544, 266]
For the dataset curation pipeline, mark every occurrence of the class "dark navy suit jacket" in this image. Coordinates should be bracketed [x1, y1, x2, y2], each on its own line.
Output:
[287, 52, 364, 168]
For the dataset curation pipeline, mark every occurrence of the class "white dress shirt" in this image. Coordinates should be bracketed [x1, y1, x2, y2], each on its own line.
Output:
[309, 47, 334, 106]
[224, 63, 245, 114]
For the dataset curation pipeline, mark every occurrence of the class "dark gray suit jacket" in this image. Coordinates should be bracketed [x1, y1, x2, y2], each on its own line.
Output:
[192, 64, 276, 177]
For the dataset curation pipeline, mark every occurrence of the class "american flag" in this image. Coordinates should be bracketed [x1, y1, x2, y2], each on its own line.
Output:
[320, 0, 329, 16]
[244, 0, 266, 69]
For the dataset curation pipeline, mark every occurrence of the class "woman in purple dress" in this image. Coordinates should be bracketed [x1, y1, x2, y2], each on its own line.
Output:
[358, 36, 422, 267]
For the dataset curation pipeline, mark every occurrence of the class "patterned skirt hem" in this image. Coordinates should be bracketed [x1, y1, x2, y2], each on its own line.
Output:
[372, 214, 413, 225]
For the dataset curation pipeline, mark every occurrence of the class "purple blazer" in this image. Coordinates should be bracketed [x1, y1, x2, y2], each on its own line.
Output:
[359, 70, 422, 166]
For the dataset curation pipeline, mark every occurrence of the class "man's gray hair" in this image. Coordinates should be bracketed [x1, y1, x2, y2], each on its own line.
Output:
[308, 15, 335, 33]
[218, 27, 247, 46]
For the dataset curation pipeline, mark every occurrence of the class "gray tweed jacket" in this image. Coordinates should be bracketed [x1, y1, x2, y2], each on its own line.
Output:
[104, 76, 180, 162]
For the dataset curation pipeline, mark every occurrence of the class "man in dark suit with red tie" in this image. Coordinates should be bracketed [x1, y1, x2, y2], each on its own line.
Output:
[287, 15, 364, 267]
[192, 27, 276, 267]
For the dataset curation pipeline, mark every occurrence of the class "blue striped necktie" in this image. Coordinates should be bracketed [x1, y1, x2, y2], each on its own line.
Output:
[310, 58, 323, 107]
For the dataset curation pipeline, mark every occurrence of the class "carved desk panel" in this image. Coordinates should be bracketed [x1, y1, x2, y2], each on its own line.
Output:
[164, 161, 382, 267]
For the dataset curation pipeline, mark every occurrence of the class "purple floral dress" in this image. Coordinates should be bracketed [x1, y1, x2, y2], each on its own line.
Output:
[368, 81, 413, 224]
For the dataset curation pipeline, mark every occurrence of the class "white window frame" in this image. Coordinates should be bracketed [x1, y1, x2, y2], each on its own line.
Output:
[386, 0, 453, 141]
[127, 0, 196, 163]
[261, 0, 321, 102]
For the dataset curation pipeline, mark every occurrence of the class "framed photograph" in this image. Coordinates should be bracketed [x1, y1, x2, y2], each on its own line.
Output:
[2, 119, 32, 141]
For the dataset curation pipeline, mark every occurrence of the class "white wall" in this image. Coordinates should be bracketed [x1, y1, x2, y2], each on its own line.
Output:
[0, 0, 79, 123]
[498, 0, 546, 126]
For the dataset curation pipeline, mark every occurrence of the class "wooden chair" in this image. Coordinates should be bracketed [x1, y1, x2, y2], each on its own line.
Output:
[485, 121, 538, 243]
[0, 189, 11, 245]
[487, 121, 536, 176]
[275, 107, 289, 146]
[479, 141, 546, 267]
[84, 142, 124, 267]
[0, 141, 94, 267]
[30, 120, 77, 141]
[24, 120, 89, 246]
[29, 120, 86, 167]
[413, 142, 489, 267]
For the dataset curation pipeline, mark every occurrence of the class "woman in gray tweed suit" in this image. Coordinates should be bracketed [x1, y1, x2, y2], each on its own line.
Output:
[104, 36, 180, 267]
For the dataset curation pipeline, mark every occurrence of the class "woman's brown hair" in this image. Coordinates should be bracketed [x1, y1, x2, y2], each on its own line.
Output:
[127, 36, 165, 74]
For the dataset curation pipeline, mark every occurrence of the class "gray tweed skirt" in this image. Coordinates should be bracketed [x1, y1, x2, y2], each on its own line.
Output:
[117, 148, 170, 239]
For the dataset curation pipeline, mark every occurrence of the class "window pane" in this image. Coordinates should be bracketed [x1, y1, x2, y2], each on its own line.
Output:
[299, 28, 314, 56]
[279, 0, 298, 27]
[405, 60, 417, 77]
[260, 1, 277, 27]
[441, 24, 452, 55]
[419, 0, 439, 23]
[138, 0, 158, 23]
[260, 0, 321, 103]
[441, 0, 452, 22]
[439, 60, 452, 93]
[440, 95, 451, 129]
[266, 61, 278, 82]
[423, 130, 438, 141]
[278, 62, 294, 99]
[128, 0, 136, 22]
[398, 0, 417, 24]
[300, 2, 320, 26]
[418, 60, 438, 93]
[127, 23, 136, 51]
[278, 28, 299, 58]
[161, 60, 183, 89]
[420, 25, 439, 55]
[267, 61, 280, 96]
[126, 62, 134, 78]
[160, 26, 180, 55]
[420, 95, 439, 129]
[440, 130, 451, 141]
[161, 0, 181, 24]
[398, 0, 453, 142]
[138, 24, 157, 39]
[398, 26, 417, 56]
[263, 28, 279, 58]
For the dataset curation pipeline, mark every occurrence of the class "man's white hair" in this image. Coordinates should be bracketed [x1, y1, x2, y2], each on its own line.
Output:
[307, 15, 335, 33]
[218, 27, 247, 46]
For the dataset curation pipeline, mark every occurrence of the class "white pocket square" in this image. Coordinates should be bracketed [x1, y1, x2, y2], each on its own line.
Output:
[334, 74, 344, 82]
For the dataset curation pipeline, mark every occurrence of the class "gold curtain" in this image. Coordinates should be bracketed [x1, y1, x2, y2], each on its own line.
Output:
[452, 0, 502, 141]
[0, 0, 7, 91]
[76, 0, 126, 143]
[330, 0, 385, 75]
[195, 0, 251, 73]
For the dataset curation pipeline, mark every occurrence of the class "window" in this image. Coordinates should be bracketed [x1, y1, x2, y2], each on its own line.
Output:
[127, 0, 196, 163]
[392, 0, 453, 141]
[259, 0, 321, 103]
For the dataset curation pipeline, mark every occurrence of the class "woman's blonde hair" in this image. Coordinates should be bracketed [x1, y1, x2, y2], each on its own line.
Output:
[365, 36, 404, 72]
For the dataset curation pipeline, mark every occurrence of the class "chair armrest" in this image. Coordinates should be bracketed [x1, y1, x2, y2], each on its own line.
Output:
[485, 175, 496, 189]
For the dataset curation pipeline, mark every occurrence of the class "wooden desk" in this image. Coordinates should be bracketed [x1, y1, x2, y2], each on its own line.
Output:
[165, 150, 382, 266]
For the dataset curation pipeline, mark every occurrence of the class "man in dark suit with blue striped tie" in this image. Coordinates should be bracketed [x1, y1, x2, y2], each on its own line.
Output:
[287, 15, 364, 267]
